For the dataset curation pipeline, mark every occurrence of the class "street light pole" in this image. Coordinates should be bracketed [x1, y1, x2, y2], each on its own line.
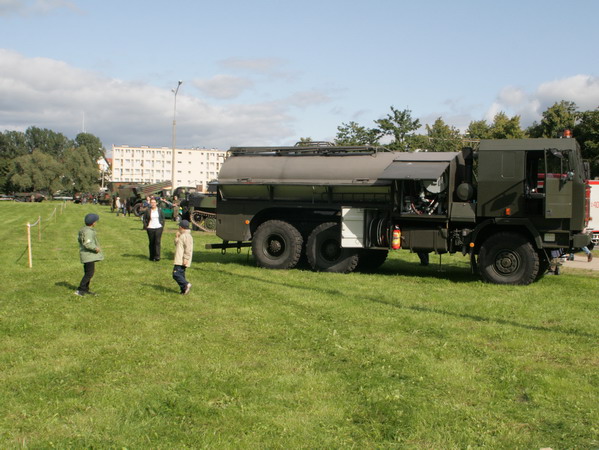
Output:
[171, 80, 183, 194]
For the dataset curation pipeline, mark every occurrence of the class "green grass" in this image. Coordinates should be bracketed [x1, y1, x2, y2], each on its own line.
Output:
[0, 201, 598, 448]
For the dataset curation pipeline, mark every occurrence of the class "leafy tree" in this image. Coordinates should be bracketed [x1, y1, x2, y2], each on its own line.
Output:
[75, 132, 105, 162]
[0, 130, 28, 159]
[528, 101, 578, 138]
[374, 106, 420, 150]
[24, 127, 73, 158]
[296, 137, 314, 146]
[465, 120, 491, 139]
[62, 147, 100, 192]
[0, 131, 28, 192]
[335, 121, 381, 146]
[465, 113, 524, 140]
[488, 112, 525, 139]
[575, 109, 599, 178]
[10, 150, 63, 193]
[423, 117, 462, 152]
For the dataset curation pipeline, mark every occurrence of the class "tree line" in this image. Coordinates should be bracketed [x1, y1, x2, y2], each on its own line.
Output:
[0, 127, 106, 194]
[329, 100, 599, 178]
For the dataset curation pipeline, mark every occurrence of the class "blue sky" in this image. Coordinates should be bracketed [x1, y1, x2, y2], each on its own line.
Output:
[1, 0, 598, 152]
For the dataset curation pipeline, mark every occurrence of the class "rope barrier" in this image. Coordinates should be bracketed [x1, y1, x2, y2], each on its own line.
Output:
[25, 202, 65, 268]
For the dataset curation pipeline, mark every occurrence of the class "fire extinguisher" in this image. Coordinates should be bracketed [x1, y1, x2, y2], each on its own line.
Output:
[392, 226, 401, 250]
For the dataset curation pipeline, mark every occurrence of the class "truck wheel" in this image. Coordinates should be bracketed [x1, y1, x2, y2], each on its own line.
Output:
[132, 203, 146, 217]
[357, 250, 388, 272]
[306, 222, 359, 273]
[478, 232, 539, 285]
[252, 220, 303, 270]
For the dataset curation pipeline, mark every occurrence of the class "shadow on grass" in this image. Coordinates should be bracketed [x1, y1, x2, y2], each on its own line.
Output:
[195, 249, 254, 266]
[122, 253, 151, 260]
[197, 249, 477, 283]
[55, 281, 79, 291]
[148, 283, 176, 294]
[199, 266, 597, 340]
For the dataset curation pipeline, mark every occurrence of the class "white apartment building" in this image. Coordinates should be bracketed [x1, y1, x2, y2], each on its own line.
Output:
[110, 145, 227, 191]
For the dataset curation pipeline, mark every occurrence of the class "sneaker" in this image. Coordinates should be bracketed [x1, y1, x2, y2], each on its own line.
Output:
[183, 283, 192, 295]
[74, 290, 86, 296]
[86, 291, 97, 296]
[588, 253, 593, 262]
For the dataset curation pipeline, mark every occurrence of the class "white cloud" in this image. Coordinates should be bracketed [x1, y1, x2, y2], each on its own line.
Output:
[0, 49, 301, 150]
[536, 75, 599, 111]
[485, 75, 599, 125]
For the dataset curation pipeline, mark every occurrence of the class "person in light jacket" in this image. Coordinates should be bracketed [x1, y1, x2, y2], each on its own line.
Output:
[75, 213, 104, 296]
[173, 219, 193, 295]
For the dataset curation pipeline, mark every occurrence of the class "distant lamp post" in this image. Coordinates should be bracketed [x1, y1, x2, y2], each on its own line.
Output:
[171, 80, 183, 193]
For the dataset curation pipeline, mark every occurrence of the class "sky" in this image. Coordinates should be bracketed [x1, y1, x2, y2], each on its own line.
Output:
[1, 0, 599, 154]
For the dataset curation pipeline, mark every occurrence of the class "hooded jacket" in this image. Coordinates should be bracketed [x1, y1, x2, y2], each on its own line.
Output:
[78, 226, 104, 263]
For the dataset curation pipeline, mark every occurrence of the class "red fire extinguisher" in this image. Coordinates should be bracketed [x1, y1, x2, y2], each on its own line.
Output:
[392, 226, 401, 250]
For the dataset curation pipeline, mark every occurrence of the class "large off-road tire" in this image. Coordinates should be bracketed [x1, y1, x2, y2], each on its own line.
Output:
[252, 220, 303, 270]
[132, 203, 146, 217]
[306, 222, 359, 273]
[478, 232, 539, 285]
[356, 249, 388, 272]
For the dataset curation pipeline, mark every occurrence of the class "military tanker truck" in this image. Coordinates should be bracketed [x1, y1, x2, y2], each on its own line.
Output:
[207, 139, 591, 285]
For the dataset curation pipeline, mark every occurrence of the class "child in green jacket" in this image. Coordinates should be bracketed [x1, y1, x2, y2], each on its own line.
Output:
[75, 213, 104, 296]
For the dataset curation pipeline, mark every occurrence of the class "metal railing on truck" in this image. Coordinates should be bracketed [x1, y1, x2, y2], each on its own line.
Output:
[229, 141, 391, 157]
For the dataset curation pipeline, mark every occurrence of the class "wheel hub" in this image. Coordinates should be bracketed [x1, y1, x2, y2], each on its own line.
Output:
[322, 239, 341, 261]
[495, 251, 519, 274]
[266, 236, 284, 256]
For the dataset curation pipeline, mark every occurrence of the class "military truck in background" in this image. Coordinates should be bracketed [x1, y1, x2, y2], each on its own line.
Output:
[206, 139, 591, 285]
[114, 180, 172, 216]
[185, 182, 217, 231]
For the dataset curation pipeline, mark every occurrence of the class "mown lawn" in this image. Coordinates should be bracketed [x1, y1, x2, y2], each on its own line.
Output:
[0, 201, 598, 448]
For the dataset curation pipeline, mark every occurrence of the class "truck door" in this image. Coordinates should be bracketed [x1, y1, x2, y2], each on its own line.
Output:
[543, 148, 573, 218]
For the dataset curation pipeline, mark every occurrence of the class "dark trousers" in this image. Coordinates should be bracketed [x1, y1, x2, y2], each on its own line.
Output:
[172, 265, 188, 292]
[147, 227, 163, 260]
[78, 261, 95, 292]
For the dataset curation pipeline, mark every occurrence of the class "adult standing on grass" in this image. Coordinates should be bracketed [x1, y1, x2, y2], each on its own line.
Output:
[115, 196, 122, 216]
[75, 213, 103, 297]
[173, 219, 193, 295]
[143, 197, 165, 261]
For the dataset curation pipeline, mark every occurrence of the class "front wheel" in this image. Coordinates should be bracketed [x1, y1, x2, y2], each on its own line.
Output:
[478, 232, 539, 285]
[252, 220, 303, 270]
[306, 222, 359, 273]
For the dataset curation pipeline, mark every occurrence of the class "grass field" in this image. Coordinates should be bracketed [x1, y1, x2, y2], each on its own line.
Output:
[0, 201, 598, 448]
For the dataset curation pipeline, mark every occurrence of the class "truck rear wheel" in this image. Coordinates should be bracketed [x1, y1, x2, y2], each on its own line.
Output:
[252, 220, 303, 270]
[306, 222, 359, 273]
[478, 232, 539, 285]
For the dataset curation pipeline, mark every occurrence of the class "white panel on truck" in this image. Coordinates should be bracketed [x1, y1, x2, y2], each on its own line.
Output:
[341, 207, 365, 248]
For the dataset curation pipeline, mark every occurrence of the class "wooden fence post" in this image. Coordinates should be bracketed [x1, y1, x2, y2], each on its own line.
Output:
[27, 223, 32, 268]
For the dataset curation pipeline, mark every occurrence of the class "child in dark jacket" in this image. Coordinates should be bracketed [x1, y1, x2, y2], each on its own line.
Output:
[75, 213, 104, 296]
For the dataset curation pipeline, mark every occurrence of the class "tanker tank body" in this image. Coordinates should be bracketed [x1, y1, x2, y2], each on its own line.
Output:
[211, 143, 399, 272]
